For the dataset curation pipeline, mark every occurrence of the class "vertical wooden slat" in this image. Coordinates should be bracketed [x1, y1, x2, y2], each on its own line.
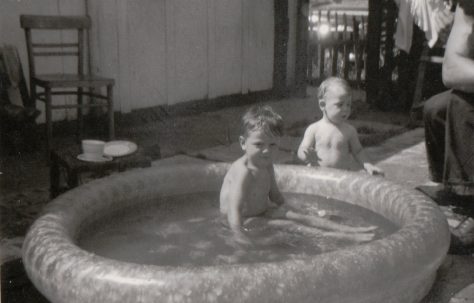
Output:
[116, 0, 130, 113]
[366, 0, 382, 105]
[273, 0, 289, 96]
[361, 15, 367, 85]
[343, 13, 349, 79]
[241, 0, 250, 94]
[294, 0, 309, 96]
[379, 0, 397, 109]
[78, 28, 84, 75]
[165, 0, 176, 105]
[331, 12, 338, 76]
[319, 45, 325, 80]
[353, 16, 361, 87]
[207, 0, 216, 99]
[84, 3, 96, 114]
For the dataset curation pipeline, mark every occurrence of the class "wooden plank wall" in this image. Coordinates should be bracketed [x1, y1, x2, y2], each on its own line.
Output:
[88, 0, 275, 113]
[1, 0, 297, 121]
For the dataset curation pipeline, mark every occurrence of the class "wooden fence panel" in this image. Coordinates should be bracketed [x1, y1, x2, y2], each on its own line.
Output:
[308, 9, 368, 87]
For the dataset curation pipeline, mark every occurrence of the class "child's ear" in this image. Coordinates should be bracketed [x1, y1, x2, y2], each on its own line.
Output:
[239, 136, 246, 150]
[319, 100, 326, 109]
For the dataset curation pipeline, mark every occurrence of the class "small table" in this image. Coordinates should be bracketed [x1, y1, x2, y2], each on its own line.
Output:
[50, 145, 153, 198]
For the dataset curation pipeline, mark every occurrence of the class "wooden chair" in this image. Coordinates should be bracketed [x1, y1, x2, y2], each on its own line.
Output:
[20, 15, 115, 157]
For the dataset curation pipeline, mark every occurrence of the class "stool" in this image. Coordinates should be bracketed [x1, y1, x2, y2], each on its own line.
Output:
[50, 145, 153, 198]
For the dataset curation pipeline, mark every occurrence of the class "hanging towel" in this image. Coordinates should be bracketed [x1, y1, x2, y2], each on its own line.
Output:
[410, 0, 448, 47]
[395, 0, 451, 51]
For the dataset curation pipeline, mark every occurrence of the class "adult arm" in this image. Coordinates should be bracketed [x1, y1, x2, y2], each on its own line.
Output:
[442, 6, 474, 92]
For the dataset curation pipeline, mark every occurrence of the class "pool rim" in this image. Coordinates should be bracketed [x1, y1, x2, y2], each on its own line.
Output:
[22, 162, 450, 303]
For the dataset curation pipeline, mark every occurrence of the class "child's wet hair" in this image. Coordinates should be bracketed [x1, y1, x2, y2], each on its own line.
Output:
[241, 105, 284, 137]
[317, 77, 351, 102]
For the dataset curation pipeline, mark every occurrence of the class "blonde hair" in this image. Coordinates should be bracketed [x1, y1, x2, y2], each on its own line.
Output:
[317, 77, 351, 103]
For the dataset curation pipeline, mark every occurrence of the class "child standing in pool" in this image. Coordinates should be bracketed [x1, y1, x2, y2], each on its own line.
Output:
[220, 105, 376, 245]
[297, 77, 384, 175]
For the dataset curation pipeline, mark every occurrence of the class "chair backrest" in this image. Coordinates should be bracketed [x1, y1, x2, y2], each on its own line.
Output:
[20, 15, 91, 78]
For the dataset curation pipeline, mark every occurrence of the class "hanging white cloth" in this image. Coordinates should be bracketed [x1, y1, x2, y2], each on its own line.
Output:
[411, 0, 447, 47]
[394, 0, 449, 52]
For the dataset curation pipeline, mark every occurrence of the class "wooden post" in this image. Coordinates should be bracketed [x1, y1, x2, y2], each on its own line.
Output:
[295, 0, 309, 97]
[318, 10, 324, 80]
[273, 0, 289, 97]
[343, 13, 349, 80]
[353, 16, 361, 87]
[366, 0, 382, 105]
[331, 12, 338, 76]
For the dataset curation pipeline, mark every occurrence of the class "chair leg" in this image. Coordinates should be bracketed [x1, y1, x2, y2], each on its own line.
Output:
[107, 85, 115, 140]
[45, 87, 53, 161]
[77, 87, 83, 141]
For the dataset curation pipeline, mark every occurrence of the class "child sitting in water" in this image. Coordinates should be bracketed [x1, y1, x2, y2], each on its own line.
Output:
[220, 105, 376, 245]
[297, 77, 384, 175]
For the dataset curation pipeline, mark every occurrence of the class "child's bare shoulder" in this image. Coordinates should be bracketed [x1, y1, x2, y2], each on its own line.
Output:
[305, 121, 322, 134]
[227, 157, 252, 181]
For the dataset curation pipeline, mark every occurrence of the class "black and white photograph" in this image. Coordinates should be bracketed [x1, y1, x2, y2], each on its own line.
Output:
[1, 0, 473, 302]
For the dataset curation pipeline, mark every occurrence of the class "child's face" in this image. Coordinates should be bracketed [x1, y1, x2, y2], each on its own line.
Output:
[321, 87, 352, 124]
[240, 129, 278, 168]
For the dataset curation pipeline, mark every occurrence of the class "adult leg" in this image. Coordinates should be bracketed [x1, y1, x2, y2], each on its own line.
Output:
[443, 91, 474, 195]
[423, 90, 451, 182]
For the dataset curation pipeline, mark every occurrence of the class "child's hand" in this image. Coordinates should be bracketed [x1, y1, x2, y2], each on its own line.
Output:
[304, 148, 320, 166]
[364, 163, 385, 176]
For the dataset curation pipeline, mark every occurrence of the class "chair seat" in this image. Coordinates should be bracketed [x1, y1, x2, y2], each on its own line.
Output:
[33, 73, 114, 88]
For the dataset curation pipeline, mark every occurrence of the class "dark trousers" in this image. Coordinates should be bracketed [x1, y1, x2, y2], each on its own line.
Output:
[423, 90, 474, 189]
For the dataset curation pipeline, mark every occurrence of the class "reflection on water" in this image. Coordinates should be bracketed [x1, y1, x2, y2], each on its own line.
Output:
[78, 192, 397, 266]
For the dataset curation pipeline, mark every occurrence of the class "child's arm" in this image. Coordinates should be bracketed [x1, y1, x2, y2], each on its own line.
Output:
[227, 175, 247, 230]
[269, 165, 285, 206]
[349, 127, 384, 176]
[297, 126, 319, 166]
[226, 171, 253, 244]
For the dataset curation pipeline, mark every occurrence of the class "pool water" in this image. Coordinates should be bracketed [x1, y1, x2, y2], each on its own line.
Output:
[78, 192, 397, 266]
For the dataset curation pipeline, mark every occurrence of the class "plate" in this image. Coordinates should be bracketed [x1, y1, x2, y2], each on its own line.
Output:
[104, 140, 138, 157]
[77, 154, 113, 162]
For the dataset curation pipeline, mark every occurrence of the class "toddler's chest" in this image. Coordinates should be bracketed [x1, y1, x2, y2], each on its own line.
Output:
[249, 171, 270, 193]
[315, 130, 349, 149]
